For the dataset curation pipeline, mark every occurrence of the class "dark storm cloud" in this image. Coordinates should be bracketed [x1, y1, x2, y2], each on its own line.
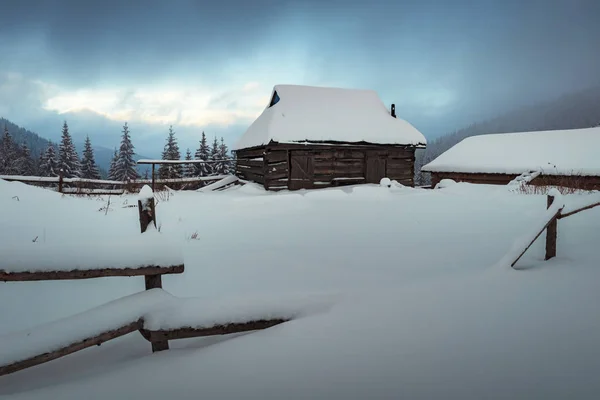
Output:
[0, 0, 296, 85]
[1, 0, 600, 142]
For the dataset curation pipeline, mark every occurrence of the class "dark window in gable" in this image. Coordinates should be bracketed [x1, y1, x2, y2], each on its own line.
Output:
[269, 91, 280, 107]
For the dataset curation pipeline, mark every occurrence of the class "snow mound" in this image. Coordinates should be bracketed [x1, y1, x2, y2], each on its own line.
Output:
[435, 179, 457, 189]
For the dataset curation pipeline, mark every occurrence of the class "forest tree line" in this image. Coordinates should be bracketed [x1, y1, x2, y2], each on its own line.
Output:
[0, 121, 236, 180]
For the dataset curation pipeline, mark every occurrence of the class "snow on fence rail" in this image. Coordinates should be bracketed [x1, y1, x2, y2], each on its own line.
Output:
[0, 288, 333, 377]
[0, 174, 233, 194]
[0, 188, 294, 377]
[498, 190, 600, 268]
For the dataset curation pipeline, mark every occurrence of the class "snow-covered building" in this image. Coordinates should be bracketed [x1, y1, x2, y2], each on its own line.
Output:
[233, 84, 427, 190]
[422, 126, 600, 190]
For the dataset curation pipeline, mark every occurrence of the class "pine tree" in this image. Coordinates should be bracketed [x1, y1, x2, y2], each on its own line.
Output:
[114, 122, 139, 181]
[194, 131, 210, 176]
[184, 148, 195, 177]
[209, 136, 220, 175]
[0, 125, 18, 174]
[39, 143, 59, 177]
[16, 143, 36, 176]
[58, 121, 81, 178]
[216, 137, 232, 175]
[80, 135, 101, 180]
[108, 148, 119, 181]
[158, 125, 182, 179]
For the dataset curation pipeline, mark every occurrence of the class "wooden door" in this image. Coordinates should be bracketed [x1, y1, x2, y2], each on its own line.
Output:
[365, 154, 386, 183]
[289, 153, 314, 190]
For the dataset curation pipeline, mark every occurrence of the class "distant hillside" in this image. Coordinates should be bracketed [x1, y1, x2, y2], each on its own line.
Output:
[0, 118, 151, 178]
[416, 86, 600, 185]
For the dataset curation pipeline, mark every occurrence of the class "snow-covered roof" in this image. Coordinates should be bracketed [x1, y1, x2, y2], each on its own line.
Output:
[422, 126, 600, 176]
[234, 84, 427, 150]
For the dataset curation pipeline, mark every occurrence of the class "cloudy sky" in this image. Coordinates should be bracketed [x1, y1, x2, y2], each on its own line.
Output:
[1, 0, 599, 157]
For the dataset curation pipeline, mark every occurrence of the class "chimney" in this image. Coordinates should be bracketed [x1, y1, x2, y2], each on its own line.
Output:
[390, 104, 396, 118]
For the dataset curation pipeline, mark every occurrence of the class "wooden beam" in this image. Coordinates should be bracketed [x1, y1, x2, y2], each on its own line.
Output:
[558, 201, 600, 219]
[139, 319, 288, 342]
[0, 265, 184, 282]
[0, 321, 141, 377]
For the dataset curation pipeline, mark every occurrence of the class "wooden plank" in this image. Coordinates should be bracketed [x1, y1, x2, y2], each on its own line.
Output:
[558, 201, 600, 219]
[236, 170, 265, 184]
[333, 160, 363, 168]
[266, 171, 288, 181]
[139, 319, 288, 342]
[235, 167, 264, 177]
[265, 151, 288, 163]
[0, 265, 184, 282]
[317, 170, 365, 179]
[236, 159, 263, 169]
[235, 147, 266, 158]
[0, 321, 141, 377]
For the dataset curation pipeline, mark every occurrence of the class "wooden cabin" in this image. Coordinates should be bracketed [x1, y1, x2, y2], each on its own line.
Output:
[421, 126, 600, 190]
[233, 84, 427, 191]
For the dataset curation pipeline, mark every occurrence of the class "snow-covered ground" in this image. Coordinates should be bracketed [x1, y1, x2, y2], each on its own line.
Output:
[0, 179, 599, 399]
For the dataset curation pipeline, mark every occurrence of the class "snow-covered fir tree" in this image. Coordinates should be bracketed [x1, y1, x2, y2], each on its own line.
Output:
[158, 125, 182, 179]
[39, 143, 59, 177]
[0, 126, 18, 174]
[215, 137, 232, 175]
[183, 148, 195, 177]
[58, 121, 81, 178]
[194, 131, 210, 176]
[209, 136, 220, 175]
[16, 143, 36, 176]
[114, 123, 139, 181]
[108, 148, 119, 181]
[80, 135, 101, 180]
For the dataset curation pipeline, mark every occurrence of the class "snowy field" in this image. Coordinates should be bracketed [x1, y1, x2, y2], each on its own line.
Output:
[0, 179, 599, 399]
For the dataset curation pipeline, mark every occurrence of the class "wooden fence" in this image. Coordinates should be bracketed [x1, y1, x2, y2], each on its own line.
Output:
[0, 174, 232, 195]
[509, 193, 600, 268]
[0, 192, 286, 377]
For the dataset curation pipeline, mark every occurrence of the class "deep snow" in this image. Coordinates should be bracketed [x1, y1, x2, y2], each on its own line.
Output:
[0, 178, 599, 399]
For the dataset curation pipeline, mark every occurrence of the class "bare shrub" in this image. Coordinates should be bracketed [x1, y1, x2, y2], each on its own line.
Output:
[517, 173, 598, 195]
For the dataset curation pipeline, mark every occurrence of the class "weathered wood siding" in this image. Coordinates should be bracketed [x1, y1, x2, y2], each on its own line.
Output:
[430, 172, 600, 190]
[264, 149, 289, 191]
[235, 147, 266, 185]
[236, 144, 417, 191]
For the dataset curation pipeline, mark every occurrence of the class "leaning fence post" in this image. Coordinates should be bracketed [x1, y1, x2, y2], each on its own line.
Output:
[137, 184, 168, 352]
[545, 193, 558, 260]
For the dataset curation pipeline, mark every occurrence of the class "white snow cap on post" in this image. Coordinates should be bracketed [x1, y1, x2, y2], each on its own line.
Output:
[234, 84, 427, 150]
[138, 185, 154, 201]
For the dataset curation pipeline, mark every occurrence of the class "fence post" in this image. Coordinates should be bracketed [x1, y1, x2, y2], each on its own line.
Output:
[58, 169, 64, 193]
[545, 194, 558, 260]
[137, 186, 168, 352]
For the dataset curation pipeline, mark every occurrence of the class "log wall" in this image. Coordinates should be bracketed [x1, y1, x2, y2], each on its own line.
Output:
[236, 144, 417, 191]
[235, 147, 266, 185]
[430, 172, 600, 191]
